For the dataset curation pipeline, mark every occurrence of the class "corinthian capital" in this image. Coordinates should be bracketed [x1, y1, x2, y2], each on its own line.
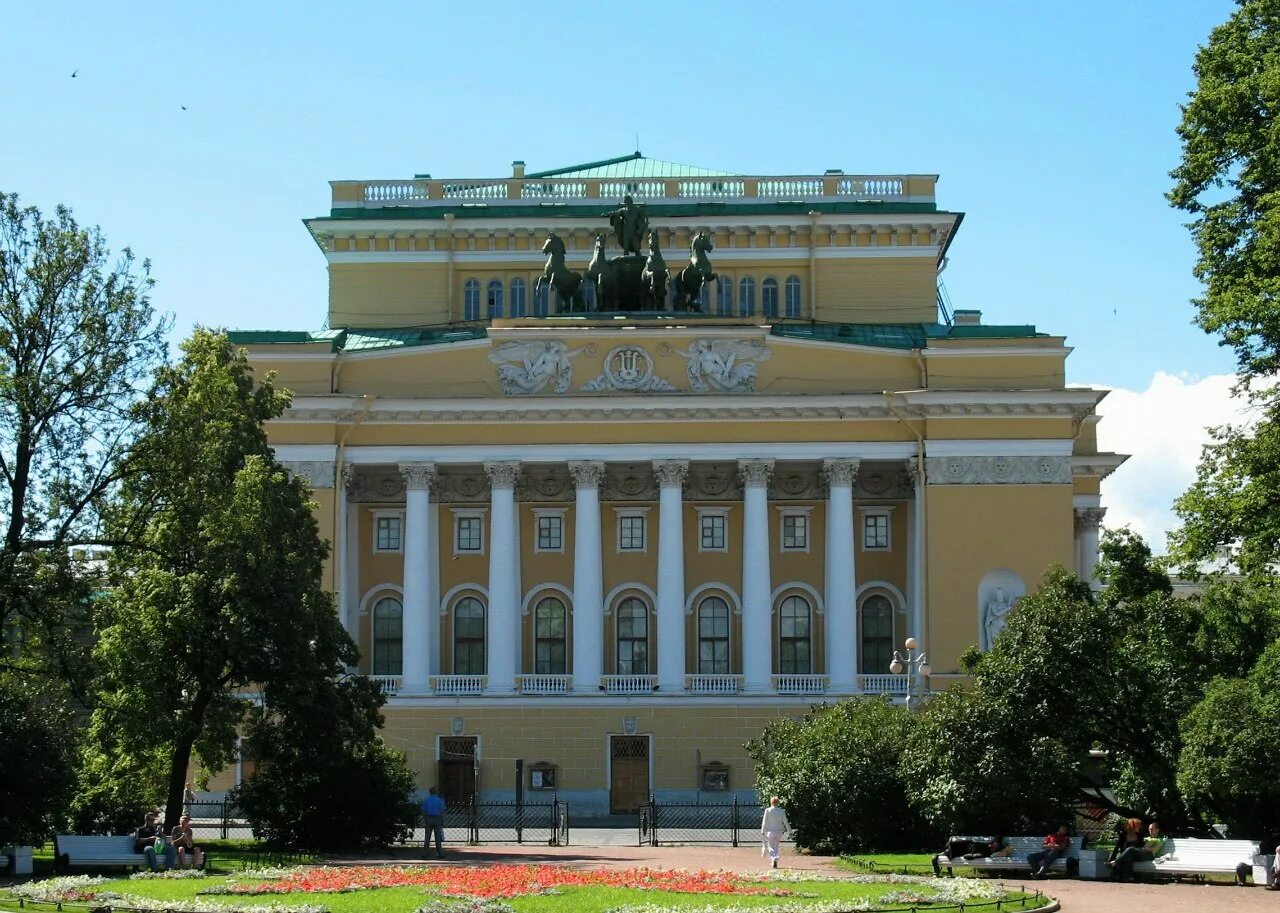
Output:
[484, 461, 522, 489]
[568, 461, 606, 489]
[652, 460, 689, 489]
[1074, 506, 1107, 532]
[399, 461, 438, 491]
[738, 458, 775, 489]
[822, 458, 860, 489]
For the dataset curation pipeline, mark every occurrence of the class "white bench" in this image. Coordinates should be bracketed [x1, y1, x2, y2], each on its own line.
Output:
[937, 836, 1084, 875]
[1130, 838, 1260, 883]
[54, 835, 148, 871]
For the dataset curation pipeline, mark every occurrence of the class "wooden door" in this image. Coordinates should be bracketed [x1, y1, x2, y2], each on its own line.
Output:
[437, 737, 477, 806]
[610, 736, 650, 813]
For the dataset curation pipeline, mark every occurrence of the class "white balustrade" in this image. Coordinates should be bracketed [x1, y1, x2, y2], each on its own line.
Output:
[858, 674, 909, 695]
[432, 675, 487, 696]
[441, 181, 508, 200]
[758, 178, 824, 197]
[521, 181, 587, 200]
[517, 674, 572, 695]
[772, 674, 827, 695]
[601, 675, 658, 694]
[685, 674, 743, 695]
[600, 180, 664, 199]
[677, 180, 746, 198]
[367, 675, 402, 697]
[837, 177, 904, 198]
[363, 181, 429, 203]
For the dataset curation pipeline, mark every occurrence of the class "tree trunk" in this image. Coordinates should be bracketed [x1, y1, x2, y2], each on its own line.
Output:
[164, 691, 211, 832]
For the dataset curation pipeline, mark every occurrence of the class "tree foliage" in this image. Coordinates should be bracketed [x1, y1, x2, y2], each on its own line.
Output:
[0, 192, 167, 689]
[0, 677, 77, 845]
[83, 330, 362, 832]
[747, 698, 939, 853]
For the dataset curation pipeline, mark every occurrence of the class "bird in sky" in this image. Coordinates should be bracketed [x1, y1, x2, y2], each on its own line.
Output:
[181, 105, 187, 110]
[70, 69, 78, 78]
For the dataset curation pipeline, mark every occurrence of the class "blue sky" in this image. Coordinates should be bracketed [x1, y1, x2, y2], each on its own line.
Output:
[0, 1, 1241, 543]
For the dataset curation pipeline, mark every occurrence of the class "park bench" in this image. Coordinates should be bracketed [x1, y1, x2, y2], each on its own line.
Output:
[936, 835, 1084, 876]
[1130, 837, 1260, 883]
[54, 835, 148, 871]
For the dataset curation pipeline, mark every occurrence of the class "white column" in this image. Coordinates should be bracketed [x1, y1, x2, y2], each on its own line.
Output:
[427, 498, 440, 674]
[1075, 507, 1106, 589]
[907, 460, 924, 651]
[340, 466, 359, 639]
[739, 459, 774, 693]
[654, 460, 689, 693]
[823, 459, 858, 693]
[569, 462, 605, 692]
[399, 462, 437, 695]
[485, 461, 521, 692]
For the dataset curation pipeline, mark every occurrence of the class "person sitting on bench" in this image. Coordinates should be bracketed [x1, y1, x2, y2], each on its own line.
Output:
[932, 835, 1011, 874]
[134, 812, 176, 872]
[170, 815, 203, 869]
[1109, 821, 1165, 881]
[1027, 824, 1071, 878]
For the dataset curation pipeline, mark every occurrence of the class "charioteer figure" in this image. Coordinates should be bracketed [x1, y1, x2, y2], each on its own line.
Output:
[601, 195, 650, 256]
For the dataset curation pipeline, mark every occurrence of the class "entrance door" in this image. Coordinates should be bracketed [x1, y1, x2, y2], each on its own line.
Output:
[437, 737, 477, 806]
[610, 735, 650, 813]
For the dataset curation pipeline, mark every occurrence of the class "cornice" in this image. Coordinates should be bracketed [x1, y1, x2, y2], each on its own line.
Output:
[1071, 453, 1129, 480]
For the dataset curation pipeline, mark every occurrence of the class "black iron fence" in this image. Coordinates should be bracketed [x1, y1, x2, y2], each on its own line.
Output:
[183, 801, 255, 841]
[399, 798, 570, 846]
[638, 796, 775, 846]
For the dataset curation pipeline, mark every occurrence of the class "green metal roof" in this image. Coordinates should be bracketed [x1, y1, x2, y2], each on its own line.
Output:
[525, 151, 736, 180]
[229, 321, 1044, 357]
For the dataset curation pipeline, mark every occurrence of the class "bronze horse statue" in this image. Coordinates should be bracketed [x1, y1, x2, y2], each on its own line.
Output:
[535, 233, 585, 313]
[674, 231, 716, 311]
[640, 230, 668, 309]
[585, 233, 610, 311]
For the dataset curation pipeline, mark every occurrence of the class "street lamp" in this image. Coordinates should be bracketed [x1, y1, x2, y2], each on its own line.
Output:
[889, 636, 930, 709]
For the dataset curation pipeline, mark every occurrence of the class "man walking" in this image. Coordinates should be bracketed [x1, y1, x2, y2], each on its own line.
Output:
[760, 796, 791, 869]
[422, 787, 446, 859]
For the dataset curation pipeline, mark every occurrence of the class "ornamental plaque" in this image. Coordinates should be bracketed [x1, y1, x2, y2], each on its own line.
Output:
[581, 345, 677, 393]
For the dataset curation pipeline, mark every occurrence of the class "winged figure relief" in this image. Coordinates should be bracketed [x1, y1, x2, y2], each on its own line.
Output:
[488, 340, 582, 395]
[677, 338, 772, 393]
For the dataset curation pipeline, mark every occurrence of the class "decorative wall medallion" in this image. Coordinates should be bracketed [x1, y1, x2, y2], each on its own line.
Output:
[489, 340, 583, 395]
[453, 475, 486, 499]
[581, 345, 677, 393]
[689, 465, 742, 500]
[677, 338, 772, 393]
[451, 717, 465, 736]
[925, 456, 1072, 485]
[623, 716, 638, 736]
[602, 466, 658, 501]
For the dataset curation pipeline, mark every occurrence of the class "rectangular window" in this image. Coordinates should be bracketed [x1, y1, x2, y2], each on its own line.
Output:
[699, 513, 726, 551]
[618, 515, 646, 551]
[864, 513, 890, 550]
[374, 515, 402, 553]
[536, 515, 563, 551]
[782, 513, 809, 551]
[456, 516, 483, 553]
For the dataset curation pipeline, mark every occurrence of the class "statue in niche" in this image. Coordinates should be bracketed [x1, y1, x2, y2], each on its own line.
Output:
[673, 230, 716, 312]
[601, 194, 649, 256]
[982, 586, 1016, 650]
[535, 233, 585, 313]
[640, 230, 668, 308]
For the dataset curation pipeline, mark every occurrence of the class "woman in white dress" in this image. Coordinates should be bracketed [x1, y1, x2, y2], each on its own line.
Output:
[760, 796, 791, 868]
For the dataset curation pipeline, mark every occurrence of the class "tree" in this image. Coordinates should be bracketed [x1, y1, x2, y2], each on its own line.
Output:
[0, 192, 167, 689]
[0, 677, 77, 846]
[84, 329, 366, 832]
[1168, 2, 1280, 571]
[747, 698, 939, 853]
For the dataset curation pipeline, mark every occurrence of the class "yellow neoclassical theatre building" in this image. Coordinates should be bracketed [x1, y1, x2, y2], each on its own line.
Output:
[220, 153, 1125, 815]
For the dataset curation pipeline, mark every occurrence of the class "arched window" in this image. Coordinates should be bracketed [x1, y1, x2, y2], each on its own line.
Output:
[534, 596, 567, 675]
[486, 279, 504, 319]
[454, 597, 486, 675]
[510, 278, 527, 318]
[463, 279, 481, 321]
[533, 282, 550, 318]
[697, 596, 730, 675]
[762, 277, 779, 318]
[738, 277, 756, 317]
[860, 593, 894, 675]
[716, 276, 734, 316]
[616, 597, 649, 675]
[785, 276, 802, 318]
[372, 596, 403, 676]
[778, 595, 811, 675]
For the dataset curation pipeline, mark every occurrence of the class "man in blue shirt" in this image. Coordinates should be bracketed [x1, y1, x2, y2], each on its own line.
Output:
[422, 787, 446, 858]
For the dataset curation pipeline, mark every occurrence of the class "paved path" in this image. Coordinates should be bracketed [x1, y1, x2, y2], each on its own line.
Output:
[329, 842, 1279, 913]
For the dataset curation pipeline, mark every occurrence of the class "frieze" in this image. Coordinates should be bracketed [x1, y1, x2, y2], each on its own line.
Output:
[489, 340, 587, 395]
[676, 338, 772, 393]
[925, 456, 1072, 485]
[687, 465, 743, 501]
[770, 469, 824, 501]
[281, 460, 335, 490]
[581, 345, 678, 393]
[601, 464, 659, 501]
[348, 470, 407, 503]
[517, 468, 572, 503]
[855, 462, 916, 500]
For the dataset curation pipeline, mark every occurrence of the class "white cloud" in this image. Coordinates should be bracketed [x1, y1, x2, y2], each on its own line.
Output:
[1090, 371, 1247, 552]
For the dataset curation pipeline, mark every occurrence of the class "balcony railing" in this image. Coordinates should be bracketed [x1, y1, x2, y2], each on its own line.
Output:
[858, 674, 909, 695]
[517, 674, 572, 695]
[368, 675, 402, 697]
[773, 674, 828, 695]
[432, 674, 486, 696]
[685, 674, 744, 695]
[343, 174, 920, 209]
[601, 674, 658, 695]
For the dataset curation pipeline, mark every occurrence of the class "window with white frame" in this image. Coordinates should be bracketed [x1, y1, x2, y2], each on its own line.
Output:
[453, 596, 486, 674]
[778, 594, 812, 675]
[615, 509, 648, 552]
[863, 511, 891, 550]
[859, 593, 894, 675]
[463, 279, 481, 321]
[534, 596, 567, 675]
[453, 511, 485, 554]
[698, 510, 728, 552]
[373, 512, 403, 553]
[371, 596, 403, 675]
[780, 510, 811, 551]
[697, 596, 731, 674]
[616, 597, 650, 674]
[534, 510, 565, 552]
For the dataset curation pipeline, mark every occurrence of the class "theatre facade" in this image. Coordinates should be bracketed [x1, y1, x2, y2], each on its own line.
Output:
[218, 153, 1125, 814]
